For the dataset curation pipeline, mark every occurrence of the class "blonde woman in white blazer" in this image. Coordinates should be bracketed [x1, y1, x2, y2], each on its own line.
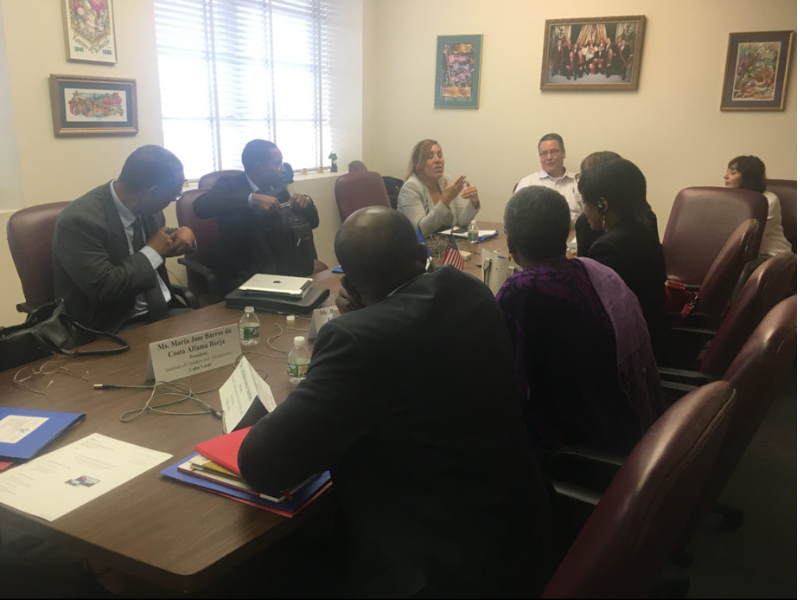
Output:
[398, 139, 480, 236]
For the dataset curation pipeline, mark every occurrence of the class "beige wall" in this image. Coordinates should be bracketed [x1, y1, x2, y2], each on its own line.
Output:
[0, 0, 165, 324]
[362, 0, 797, 230]
[0, 0, 362, 326]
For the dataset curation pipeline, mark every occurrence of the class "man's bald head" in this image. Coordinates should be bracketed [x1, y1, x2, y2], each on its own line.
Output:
[335, 207, 427, 304]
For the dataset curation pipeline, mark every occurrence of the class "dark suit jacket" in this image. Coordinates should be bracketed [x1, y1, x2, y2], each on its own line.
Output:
[52, 182, 171, 333]
[588, 220, 668, 358]
[193, 174, 320, 295]
[238, 267, 557, 597]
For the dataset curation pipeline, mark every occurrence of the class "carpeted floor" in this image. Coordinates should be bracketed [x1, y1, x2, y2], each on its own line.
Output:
[681, 370, 797, 598]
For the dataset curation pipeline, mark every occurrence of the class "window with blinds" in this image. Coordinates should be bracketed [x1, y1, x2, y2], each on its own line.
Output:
[154, 0, 330, 179]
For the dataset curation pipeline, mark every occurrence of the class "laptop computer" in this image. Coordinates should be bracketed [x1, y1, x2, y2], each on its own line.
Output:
[225, 286, 330, 316]
[238, 274, 313, 298]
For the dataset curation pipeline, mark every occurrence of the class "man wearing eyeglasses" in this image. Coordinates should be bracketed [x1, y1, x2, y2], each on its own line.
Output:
[52, 145, 196, 332]
[515, 133, 582, 226]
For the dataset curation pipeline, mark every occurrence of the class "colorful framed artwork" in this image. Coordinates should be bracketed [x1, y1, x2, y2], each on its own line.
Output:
[62, 0, 117, 64]
[435, 35, 483, 109]
[720, 31, 794, 111]
[540, 15, 646, 91]
[49, 75, 138, 136]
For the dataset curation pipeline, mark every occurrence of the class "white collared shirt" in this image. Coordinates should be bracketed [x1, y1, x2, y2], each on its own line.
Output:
[516, 169, 582, 225]
[109, 181, 172, 318]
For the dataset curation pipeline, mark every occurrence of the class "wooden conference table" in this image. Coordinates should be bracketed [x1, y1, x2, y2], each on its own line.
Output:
[0, 223, 507, 594]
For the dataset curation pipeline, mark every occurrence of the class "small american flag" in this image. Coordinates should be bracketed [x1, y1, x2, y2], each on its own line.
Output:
[441, 233, 464, 271]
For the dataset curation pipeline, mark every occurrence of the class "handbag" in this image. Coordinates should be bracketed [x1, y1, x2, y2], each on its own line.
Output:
[664, 279, 699, 319]
[0, 299, 130, 372]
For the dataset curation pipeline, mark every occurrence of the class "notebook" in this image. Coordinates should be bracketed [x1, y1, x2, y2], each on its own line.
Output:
[238, 274, 313, 297]
[225, 285, 330, 316]
[0, 408, 85, 462]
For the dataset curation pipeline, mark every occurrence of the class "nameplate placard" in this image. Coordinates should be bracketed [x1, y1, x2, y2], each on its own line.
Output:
[308, 306, 340, 341]
[145, 324, 240, 382]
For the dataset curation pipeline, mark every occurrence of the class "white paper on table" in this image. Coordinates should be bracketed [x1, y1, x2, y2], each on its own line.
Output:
[0, 416, 48, 444]
[438, 228, 498, 239]
[219, 356, 277, 434]
[0, 433, 172, 522]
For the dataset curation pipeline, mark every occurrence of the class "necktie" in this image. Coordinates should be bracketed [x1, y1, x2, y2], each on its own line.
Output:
[133, 216, 169, 322]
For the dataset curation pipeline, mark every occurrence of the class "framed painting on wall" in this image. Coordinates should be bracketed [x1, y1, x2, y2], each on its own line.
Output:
[62, 0, 117, 64]
[434, 35, 483, 108]
[720, 30, 794, 111]
[540, 15, 645, 91]
[50, 75, 137, 136]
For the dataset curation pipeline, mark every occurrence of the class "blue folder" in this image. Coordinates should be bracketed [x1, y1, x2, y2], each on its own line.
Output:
[0, 408, 85, 462]
[161, 454, 331, 515]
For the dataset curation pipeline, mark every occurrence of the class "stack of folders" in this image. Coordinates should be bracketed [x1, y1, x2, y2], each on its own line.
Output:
[0, 408, 86, 471]
[160, 427, 331, 518]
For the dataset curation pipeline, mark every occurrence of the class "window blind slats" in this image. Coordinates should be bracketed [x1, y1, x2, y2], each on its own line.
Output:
[155, 0, 329, 179]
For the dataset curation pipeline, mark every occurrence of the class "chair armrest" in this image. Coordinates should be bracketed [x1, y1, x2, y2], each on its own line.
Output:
[551, 480, 602, 507]
[170, 283, 199, 310]
[549, 444, 625, 468]
[661, 380, 698, 393]
[670, 326, 718, 337]
[659, 367, 718, 385]
[178, 257, 223, 300]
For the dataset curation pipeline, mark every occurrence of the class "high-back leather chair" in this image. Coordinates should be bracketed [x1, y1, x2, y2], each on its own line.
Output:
[699, 253, 796, 377]
[765, 179, 796, 252]
[334, 171, 392, 222]
[175, 189, 220, 305]
[692, 218, 761, 326]
[7, 202, 71, 312]
[197, 170, 244, 190]
[698, 296, 797, 519]
[542, 381, 736, 599]
[662, 187, 768, 286]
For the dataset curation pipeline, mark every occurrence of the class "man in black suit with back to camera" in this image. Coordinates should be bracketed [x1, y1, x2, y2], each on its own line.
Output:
[238, 207, 558, 598]
[52, 145, 195, 333]
[193, 139, 320, 295]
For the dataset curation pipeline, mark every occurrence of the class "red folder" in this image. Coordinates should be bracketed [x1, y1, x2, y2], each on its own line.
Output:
[194, 426, 251, 476]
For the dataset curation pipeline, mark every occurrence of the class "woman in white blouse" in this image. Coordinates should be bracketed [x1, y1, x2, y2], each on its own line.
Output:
[723, 155, 792, 257]
[397, 139, 480, 236]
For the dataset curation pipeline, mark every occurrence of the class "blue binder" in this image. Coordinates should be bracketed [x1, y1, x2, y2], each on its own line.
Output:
[0, 408, 85, 462]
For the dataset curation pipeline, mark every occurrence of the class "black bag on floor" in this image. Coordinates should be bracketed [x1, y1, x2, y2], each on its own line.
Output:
[0, 299, 130, 372]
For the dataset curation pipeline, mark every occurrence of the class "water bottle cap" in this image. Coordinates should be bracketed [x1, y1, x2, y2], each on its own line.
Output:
[293, 336, 306, 346]
[245, 306, 254, 312]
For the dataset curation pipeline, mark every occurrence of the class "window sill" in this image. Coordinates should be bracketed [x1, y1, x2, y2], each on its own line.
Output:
[184, 169, 339, 191]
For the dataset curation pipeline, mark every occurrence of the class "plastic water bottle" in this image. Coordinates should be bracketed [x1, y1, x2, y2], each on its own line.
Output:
[467, 220, 479, 244]
[239, 306, 260, 346]
[287, 336, 311, 385]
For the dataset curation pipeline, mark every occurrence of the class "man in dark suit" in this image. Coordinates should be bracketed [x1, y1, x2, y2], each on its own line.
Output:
[238, 207, 558, 597]
[193, 139, 320, 295]
[52, 145, 195, 333]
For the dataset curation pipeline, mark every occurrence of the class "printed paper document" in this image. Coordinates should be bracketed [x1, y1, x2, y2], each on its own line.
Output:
[0, 433, 171, 521]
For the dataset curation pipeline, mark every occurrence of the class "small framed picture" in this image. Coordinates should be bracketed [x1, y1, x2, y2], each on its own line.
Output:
[434, 35, 483, 109]
[49, 74, 137, 136]
[62, 0, 117, 64]
[720, 30, 794, 111]
[540, 15, 646, 91]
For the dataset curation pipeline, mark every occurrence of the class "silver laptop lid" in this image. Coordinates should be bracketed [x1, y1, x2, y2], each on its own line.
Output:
[238, 274, 313, 297]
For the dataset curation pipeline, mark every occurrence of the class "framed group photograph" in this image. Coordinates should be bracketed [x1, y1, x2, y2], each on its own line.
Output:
[720, 30, 794, 111]
[49, 74, 137, 136]
[62, 0, 117, 64]
[540, 15, 646, 91]
[434, 34, 483, 109]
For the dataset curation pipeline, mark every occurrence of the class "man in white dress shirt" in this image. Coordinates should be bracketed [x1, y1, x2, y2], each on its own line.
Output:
[516, 133, 582, 226]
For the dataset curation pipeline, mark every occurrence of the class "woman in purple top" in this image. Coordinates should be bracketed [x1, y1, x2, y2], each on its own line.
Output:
[497, 186, 665, 460]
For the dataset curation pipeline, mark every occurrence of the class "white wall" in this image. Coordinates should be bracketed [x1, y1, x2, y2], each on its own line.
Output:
[362, 0, 797, 231]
